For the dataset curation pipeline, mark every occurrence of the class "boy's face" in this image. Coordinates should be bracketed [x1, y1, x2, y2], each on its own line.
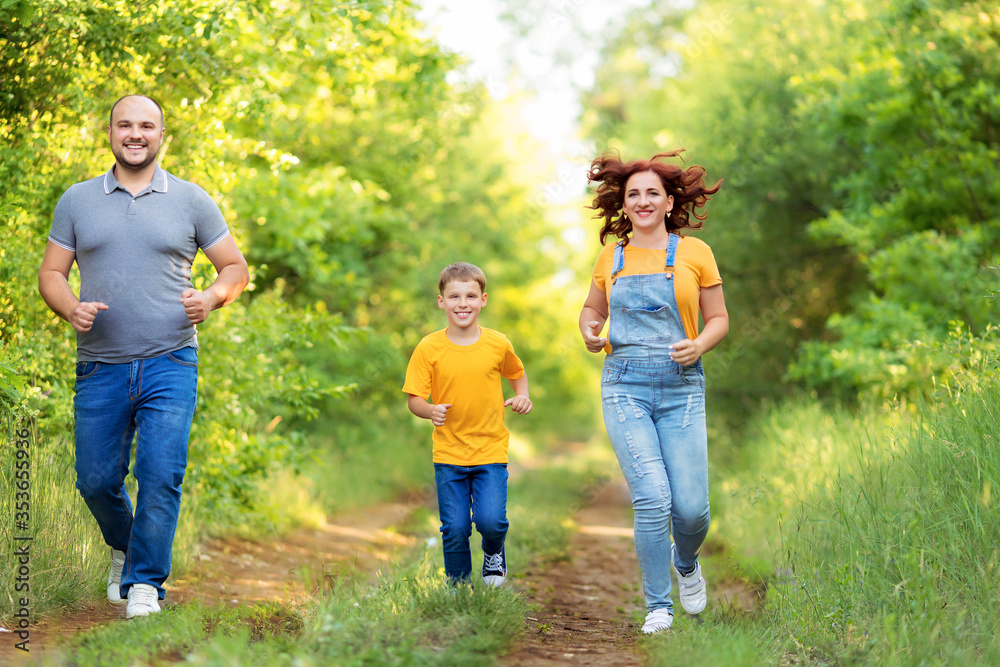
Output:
[438, 280, 487, 330]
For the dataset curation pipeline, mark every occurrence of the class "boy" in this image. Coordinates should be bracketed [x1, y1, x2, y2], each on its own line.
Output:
[403, 262, 532, 586]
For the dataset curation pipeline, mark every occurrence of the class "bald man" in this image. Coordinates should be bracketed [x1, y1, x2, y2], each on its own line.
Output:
[39, 95, 249, 618]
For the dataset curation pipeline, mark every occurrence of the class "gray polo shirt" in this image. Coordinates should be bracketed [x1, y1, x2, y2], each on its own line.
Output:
[48, 165, 231, 363]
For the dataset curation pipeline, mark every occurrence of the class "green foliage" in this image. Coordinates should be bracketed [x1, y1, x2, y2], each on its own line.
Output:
[1, 0, 597, 624]
[582, 0, 1000, 408]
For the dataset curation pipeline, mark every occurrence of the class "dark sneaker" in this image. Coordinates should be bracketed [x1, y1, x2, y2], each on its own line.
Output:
[482, 546, 507, 587]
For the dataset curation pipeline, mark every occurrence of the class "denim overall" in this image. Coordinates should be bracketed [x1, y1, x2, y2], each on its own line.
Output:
[601, 233, 711, 613]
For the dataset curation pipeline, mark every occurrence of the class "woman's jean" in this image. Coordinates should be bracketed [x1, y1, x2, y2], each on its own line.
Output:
[74, 346, 199, 600]
[601, 356, 710, 612]
[434, 463, 508, 582]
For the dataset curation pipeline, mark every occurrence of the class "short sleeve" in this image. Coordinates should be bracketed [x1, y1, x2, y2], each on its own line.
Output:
[48, 189, 77, 252]
[191, 185, 230, 250]
[500, 339, 524, 380]
[590, 243, 615, 295]
[402, 341, 433, 399]
[697, 241, 722, 288]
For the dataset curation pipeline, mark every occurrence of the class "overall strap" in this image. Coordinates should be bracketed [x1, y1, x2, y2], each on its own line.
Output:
[665, 233, 680, 269]
[610, 241, 626, 282]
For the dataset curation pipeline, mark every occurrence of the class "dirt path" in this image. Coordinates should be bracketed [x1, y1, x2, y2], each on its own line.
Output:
[504, 479, 643, 666]
[0, 497, 421, 664]
[3, 477, 762, 666]
[504, 477, 762, 666]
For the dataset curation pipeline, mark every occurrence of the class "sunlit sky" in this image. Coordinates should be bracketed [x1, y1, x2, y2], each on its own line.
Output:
[416, 0, 652, 202]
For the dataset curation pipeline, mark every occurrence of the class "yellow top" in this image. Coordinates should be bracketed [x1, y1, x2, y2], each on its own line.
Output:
[402, 327, 525, 465]
[591, 235, 722, 351]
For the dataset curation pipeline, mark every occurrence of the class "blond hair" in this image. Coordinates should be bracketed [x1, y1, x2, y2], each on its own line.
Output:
[438, 262, 486, 294]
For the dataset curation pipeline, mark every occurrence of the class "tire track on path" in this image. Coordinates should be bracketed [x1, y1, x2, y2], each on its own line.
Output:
[504, 478, 643, 666]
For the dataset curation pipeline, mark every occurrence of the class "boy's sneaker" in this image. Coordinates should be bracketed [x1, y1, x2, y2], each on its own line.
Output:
[125, 583, 160, 619]
[482, 546, 507, 587]
[107, 549, 127, 606]
[641, 609, 673, 634]
[672, 544, 707, 615]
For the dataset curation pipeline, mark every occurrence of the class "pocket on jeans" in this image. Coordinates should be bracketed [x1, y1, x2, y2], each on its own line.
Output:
[75, 361, 100, 379]
[602, 365, 625, 386]
[680, 364, 704, 388]
[166, 347, 198, 367]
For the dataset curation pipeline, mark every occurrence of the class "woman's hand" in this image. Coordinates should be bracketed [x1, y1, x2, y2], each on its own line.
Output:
[580, 281, 610, 354]
[668, 339, 703, 366]
[582, 320, 606, 353]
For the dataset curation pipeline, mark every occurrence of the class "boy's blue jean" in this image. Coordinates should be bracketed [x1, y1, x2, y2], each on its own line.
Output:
[601, 356, 711, 613]
[73, 346, 199, 601]
[434, 463, 508, 582]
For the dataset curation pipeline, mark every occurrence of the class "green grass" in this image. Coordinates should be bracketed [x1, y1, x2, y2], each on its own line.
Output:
[713, 370, 1000, 665]
[642, 608, 777, 667]
[0, 429, 110, 620]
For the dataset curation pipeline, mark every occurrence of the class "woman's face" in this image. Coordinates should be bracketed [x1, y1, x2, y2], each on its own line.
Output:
[623, 170, 673, 234]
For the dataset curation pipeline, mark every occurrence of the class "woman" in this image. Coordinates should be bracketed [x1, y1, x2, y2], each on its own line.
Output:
[579, 150, 728, 634]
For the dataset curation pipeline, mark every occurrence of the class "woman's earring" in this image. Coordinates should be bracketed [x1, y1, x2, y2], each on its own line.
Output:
[666, 209, 672, 218]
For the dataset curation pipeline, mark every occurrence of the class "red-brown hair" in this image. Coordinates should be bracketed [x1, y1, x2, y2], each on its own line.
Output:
[588, 149, 722, 246]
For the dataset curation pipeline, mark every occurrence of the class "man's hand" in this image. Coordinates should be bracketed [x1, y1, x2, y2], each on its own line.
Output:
[70, 301, 109, 333]
[181, 288, 216, 325]
[504, 395, 532, 415]
[430, 403, 451, 427]
[582, 320, 606, 353]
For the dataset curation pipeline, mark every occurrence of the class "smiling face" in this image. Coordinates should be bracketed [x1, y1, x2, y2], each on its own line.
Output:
[108, 96, 164, 174]
[623, 170, 674, 239]
[438, 280, 487, 331]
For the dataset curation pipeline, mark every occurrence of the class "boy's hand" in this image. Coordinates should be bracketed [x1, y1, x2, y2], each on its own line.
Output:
[430, 403, 451, 427]
[582, 320, 606, 353]
[504, 395, 532, 415]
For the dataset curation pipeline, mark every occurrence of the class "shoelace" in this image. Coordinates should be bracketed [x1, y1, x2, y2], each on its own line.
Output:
[130, 586, 158, 606]
[484, 553, 504, 572]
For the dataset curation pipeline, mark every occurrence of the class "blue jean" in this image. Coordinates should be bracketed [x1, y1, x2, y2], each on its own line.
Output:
[434, 463, 509, 582]
[601, 356, 710, 612]
[74, 346, 199, 600]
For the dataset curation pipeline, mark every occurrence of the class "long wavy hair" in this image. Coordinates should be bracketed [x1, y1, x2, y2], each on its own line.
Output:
[587, 149, 722, 246]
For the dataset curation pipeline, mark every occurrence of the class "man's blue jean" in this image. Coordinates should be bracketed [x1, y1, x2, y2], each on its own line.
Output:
[74, 346, 198, 601]
[434, 463, 508, 582]
[601, 356, 711, 613]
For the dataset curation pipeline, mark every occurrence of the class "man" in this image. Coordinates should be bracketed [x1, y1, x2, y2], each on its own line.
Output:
[38, 95, 249, 619]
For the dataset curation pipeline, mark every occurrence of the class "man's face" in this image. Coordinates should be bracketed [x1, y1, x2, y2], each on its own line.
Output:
[108, 96, 164, 173]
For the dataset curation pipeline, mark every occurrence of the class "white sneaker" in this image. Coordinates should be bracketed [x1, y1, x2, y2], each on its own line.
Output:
[107, 549, 126, 606]
[641, 609, 673, 634]
[672, 545, 707, 615]
[125, 583, 160, 619]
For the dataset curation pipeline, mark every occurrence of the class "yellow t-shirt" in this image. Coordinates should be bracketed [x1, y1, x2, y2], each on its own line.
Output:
[402, 327, 525, 465]
[591, 235, 722, 351]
